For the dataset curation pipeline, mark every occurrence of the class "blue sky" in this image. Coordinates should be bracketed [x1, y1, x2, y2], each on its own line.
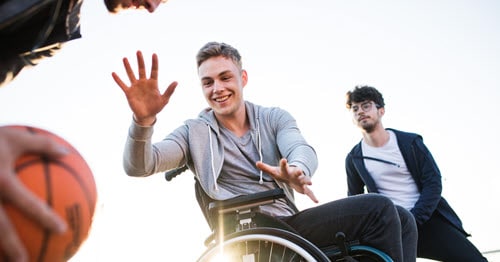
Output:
[1, 0, 499, 261]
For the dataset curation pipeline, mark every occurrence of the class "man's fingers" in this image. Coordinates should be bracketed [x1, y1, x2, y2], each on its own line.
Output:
[2, 177, 67, 234]
[0, 173, 67, 261]
[7, 131, 68, 159]
[136, 51, 147, 79]
[256, 161, 270, 173]
[26, 135, 67, 157]
[150, 53, 159, 80]
[299, 174, 312, 186]
[112, 72, 129, 93]
[161, 81, 178, 102]
[279, 158, 288, 175]
[123, 57, 136, 84]
[304, 186, 319, 203]
[0, 207, 28, 262]
[258, 160, 318, 203]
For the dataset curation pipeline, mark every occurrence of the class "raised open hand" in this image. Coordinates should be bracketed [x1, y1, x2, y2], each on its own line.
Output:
[112, 51, 178, 126]
[256, 158, 318, 203]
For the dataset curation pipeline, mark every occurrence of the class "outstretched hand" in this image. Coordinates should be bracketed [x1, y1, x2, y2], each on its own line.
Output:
[112, 50, 178, 126]
[256, 158, 318, 203]
[0, 127, 68, 261]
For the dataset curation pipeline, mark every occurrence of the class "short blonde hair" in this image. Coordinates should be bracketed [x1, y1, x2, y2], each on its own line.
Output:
[196, 42, 242, 70]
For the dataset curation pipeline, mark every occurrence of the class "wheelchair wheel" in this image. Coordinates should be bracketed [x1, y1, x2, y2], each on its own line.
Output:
[326, 245, 393, 262]
[197, 227, 330, 262]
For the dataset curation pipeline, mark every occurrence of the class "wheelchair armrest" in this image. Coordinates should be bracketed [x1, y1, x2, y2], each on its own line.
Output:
[209, 188, 286, 215]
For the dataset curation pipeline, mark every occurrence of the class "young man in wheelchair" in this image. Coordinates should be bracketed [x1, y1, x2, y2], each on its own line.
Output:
[113, 41, 418, 261]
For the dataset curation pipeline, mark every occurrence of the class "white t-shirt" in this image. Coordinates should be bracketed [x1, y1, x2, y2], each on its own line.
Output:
[361, 130, 420, 210]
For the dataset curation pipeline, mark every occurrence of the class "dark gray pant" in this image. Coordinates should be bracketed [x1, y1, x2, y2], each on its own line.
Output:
[281, 193, 417, 262]
[396, 205, 418, 262]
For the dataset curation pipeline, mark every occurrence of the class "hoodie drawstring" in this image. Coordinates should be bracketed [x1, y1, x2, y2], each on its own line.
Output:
[207, 120, 264, 189]
[256, 120, 264, 184]
[207, 124, 219, 191]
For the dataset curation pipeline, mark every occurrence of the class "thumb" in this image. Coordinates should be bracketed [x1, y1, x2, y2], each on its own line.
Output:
[161, 81, 178, 102]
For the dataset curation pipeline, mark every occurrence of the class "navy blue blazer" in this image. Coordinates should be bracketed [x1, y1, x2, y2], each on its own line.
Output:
[345, 128, 468, 236]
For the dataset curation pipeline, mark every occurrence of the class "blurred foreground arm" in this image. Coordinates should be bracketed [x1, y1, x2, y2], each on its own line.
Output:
[0, 127, 68, 261]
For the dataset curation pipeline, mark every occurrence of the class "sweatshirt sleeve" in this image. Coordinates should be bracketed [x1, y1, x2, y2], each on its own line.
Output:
[123, 119, 188, 177]
[274, 108, 318, 177]
[123, 119, 156, 177]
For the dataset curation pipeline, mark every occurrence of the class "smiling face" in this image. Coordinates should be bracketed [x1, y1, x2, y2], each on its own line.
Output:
[104, 0, 167, 13]
[198, 56, 248, 119]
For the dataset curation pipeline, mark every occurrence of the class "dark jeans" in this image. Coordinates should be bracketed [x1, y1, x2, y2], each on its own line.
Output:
[417, 212, 488, 262]
[281, 193, 417, 262]
[395, 205, 418, 262]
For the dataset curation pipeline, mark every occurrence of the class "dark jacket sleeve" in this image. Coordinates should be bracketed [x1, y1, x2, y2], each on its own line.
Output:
[345, 149, 366, 196]
[405, 135, 443, 225]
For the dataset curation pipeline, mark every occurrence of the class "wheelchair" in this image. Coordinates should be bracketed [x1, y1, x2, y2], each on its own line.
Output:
[165, 168, 393, 261]
[196, 187, 394, 262]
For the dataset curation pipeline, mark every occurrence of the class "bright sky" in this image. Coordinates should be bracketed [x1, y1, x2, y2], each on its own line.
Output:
[1, 0, 499, 261]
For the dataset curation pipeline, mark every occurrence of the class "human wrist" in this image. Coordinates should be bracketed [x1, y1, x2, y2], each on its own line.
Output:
[133, 115, 156, 127]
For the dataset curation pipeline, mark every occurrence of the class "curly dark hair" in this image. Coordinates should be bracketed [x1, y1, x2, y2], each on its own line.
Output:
[345, 85, 385, 109]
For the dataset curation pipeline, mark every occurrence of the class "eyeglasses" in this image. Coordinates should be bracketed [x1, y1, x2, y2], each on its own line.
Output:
[350, 101, 380, 113]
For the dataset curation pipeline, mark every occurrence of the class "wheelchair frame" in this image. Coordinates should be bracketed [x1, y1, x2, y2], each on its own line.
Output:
[196, 188, 393, 262]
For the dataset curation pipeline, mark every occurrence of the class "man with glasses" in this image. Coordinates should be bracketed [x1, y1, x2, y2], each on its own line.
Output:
[344, 85, 487, 261]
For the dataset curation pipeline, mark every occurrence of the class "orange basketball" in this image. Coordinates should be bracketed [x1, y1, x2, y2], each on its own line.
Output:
[0, 125, 97, 262]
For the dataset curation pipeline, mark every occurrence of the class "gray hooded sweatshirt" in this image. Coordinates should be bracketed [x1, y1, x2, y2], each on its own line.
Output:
[123, 101, 318, 217]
